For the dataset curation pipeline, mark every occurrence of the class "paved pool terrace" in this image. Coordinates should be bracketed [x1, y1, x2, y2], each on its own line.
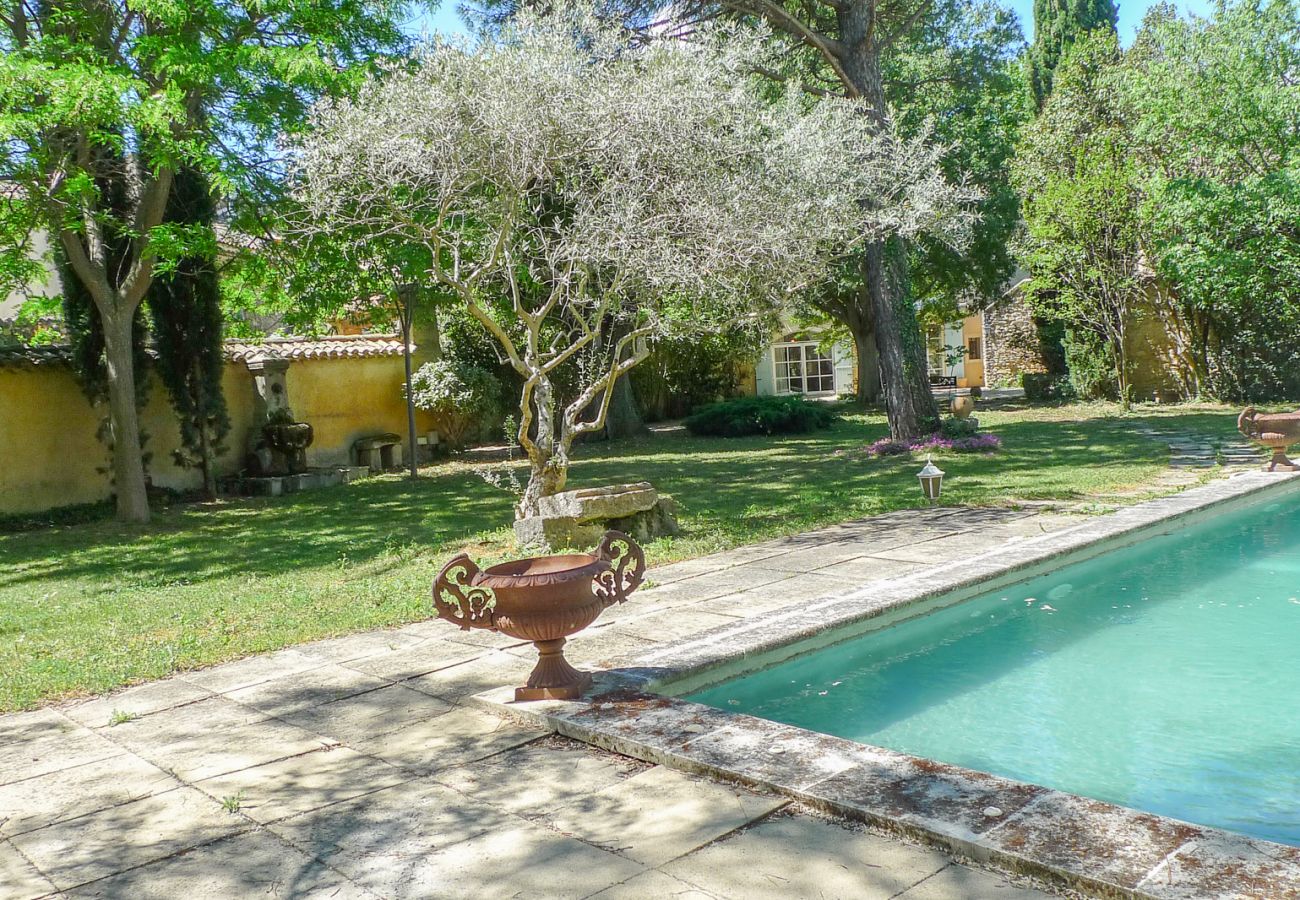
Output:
[3, 471, 1294, 898]
[476, 470, 1300, 900]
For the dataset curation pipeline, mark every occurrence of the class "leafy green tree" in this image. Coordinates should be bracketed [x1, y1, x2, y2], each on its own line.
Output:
[1123, 0, 1300, 399]
[886, 0, 1030, 318]
[292, 11, 970, 516]
[0, 0, 415, 522]
[1016, 30, 1142, 405]
[1021, 137, 1145, 406]
[1026, 0, 1117, 110]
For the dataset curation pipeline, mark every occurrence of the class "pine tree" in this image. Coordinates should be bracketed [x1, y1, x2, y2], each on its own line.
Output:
[1027, 0, 1119, 111]
[147, 166, 230, 499]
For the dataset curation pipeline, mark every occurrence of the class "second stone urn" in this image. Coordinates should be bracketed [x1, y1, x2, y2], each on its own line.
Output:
[433, 530, 646, 701]
[1238, 406, 1300, 471]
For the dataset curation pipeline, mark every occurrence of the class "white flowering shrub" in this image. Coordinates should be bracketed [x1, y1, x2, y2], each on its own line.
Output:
[291, 4, 976, 517]
[409, 359, 503, 449]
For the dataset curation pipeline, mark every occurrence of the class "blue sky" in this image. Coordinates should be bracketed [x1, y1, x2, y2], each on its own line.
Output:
[406, 0, 1217, 45]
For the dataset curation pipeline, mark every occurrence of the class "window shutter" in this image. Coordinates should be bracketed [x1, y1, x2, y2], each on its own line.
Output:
[754, 346, 774, 396]
[833, 342, 853, 395]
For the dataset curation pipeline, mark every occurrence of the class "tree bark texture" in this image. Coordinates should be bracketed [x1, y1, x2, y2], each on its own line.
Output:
[101, 308, 151, 523]
[836, 3, 941, 437]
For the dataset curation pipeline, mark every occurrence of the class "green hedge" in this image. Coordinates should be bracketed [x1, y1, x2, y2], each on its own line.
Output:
[684, 395, 838, 437]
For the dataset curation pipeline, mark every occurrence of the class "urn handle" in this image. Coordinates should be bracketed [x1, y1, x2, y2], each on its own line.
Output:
[592, 530, 646, 606]
[432, 554, 496, 630]
[1238, 406, 1259, 439]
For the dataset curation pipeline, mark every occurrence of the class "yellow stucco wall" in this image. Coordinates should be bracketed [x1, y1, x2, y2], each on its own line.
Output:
[290, 357, 434, 467]
[0, 355, 430, 515]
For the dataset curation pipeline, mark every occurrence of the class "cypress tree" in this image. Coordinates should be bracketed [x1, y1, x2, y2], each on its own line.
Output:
[1027, 0, 1119, 111]
[147, 166, 230, 498]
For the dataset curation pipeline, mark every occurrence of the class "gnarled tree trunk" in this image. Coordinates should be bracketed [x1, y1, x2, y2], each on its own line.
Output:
[835, 3, 942, 437]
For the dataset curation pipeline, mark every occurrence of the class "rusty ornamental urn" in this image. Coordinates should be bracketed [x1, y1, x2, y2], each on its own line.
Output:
[1238, 407, 1300, 471]
[432, 530, 646, 701]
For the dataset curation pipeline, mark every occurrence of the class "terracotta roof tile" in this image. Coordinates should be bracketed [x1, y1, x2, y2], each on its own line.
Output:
[224, 335, 407, 362]
[0, 334, 407, 369]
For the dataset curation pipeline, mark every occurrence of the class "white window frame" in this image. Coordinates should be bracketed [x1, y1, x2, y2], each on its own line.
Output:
[772, 341, 836, 396]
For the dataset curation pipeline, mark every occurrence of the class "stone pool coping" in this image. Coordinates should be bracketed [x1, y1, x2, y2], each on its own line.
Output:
[475, 471, 1300, 899]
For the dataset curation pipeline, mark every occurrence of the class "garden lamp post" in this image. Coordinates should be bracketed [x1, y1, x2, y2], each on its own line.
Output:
[917, 456, 945, 505]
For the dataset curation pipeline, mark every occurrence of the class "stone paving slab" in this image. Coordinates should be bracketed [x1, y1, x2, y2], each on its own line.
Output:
[107, 696, 334, 782]
[9, 785, 244, 890]
[0, 750, 179, 838]
[544, 765, 787, 867]
[658, 813, 957, 899]
[340, 638, 484, 682]
[905, 864, 1050, 899]
[346, 705, 543, 774]
[225, 662, 391, 716]
[610, 607, 744, 644]
[268, 778, 645, 899]
[0, 717, 123, 787]
[273, 684, 456, 744]
[61, 679, 214, 729]
[402, 651, 534, 702]
[193, 746, 411, 825]
[587, 868, 719, 899]
[408, 822, 645, 899]
[296, 626, 428, 666]
[0, 839, 56, 900]
[61, 830, 374, 899]
[702, 572, 862, 618]
[432, 740, 647, 816]
[181, 647, 330, 695]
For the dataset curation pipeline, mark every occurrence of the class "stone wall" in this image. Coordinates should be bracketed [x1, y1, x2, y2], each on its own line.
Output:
[983, 292, 1049, 387]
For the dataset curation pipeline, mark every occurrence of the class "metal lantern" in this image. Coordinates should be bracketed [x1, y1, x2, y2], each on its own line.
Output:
[917, 456, 945, 505]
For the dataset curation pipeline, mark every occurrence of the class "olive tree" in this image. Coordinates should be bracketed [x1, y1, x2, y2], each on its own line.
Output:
[292, 8, 974, 518]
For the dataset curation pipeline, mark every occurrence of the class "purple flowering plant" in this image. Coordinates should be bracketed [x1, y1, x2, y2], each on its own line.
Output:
[864, 432, 1002, 457]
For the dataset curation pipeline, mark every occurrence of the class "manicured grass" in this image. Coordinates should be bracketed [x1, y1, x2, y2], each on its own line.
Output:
[0, 399, 1249, 711]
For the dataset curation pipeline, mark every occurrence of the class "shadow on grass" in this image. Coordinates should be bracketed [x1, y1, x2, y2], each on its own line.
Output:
[0, 472, 515, 592]
[1, 404, 1197, 593]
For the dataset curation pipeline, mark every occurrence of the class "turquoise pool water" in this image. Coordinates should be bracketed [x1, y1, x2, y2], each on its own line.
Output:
[688, 494, 1300, 845]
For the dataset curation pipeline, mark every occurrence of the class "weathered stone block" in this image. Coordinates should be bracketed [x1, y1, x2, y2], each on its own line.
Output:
[536, 482, 659, 522]
[609, 494, 681, 543]
[517, 483, 681, 550]
[513, 515, 604, 551]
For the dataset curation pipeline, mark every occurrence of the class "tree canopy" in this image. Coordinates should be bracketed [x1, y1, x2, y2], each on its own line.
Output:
[0, 0, 420, 521]
[290, 8, 976, 517]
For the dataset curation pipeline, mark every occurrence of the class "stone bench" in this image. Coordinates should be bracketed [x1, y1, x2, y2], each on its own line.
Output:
[353, 433, 403, 472]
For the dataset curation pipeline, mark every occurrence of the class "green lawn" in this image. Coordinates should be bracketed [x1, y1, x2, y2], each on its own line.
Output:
[0, 399, 1248, 711]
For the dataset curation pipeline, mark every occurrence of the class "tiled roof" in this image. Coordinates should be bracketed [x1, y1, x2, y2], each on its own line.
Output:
[224, 335, 407, 362]
[0, 344, 74, 368]
[0, 334, 407, 369]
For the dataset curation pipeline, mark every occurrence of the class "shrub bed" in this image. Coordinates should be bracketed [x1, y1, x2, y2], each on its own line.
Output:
[684, 395, 838, 437]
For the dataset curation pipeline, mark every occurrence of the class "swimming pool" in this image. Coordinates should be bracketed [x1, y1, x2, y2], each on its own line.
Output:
[688, 492, 1300, 846]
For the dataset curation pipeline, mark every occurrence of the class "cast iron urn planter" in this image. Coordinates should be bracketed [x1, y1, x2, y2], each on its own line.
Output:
[432, 530, 646, 701]
[1238, 406, 1300, 471]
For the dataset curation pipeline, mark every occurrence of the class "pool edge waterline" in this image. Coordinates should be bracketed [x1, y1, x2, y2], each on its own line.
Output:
[474, 472, 1300, 899]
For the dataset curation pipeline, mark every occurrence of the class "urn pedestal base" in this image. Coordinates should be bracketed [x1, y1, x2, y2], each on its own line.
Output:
[1266, 450, 1300, 472]
[515, 638, 592, 701]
